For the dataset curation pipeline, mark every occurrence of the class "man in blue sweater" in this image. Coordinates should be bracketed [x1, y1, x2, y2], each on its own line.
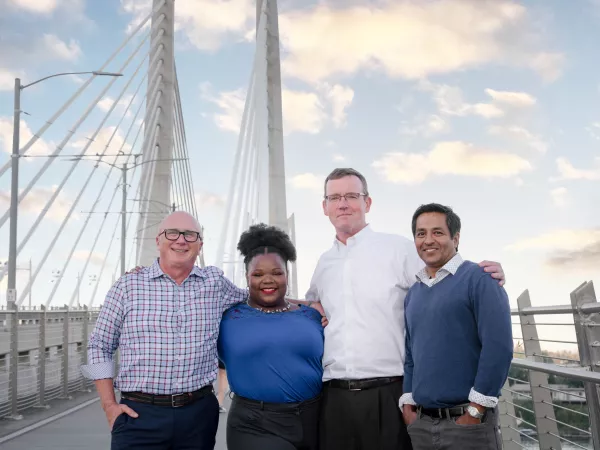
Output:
[400, 203, 513, 450]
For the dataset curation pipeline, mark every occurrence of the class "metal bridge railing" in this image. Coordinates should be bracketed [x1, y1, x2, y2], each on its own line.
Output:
[0, 305, 100, 420]
[0, 283, 599, 450]
[500, 281, 600, 450]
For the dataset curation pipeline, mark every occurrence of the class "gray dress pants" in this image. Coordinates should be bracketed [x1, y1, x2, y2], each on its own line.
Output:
[407, 407, 502, 450]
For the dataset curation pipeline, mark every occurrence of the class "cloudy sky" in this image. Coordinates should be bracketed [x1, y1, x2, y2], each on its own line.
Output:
[0, 0, 598, 348]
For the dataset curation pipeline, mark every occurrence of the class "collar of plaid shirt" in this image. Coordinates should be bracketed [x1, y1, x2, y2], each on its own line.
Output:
[149, 258, 206, 280]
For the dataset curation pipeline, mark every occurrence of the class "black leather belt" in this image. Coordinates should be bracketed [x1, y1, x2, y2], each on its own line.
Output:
[326, 376, 403, 391]
[233, 393, 321, 412]
[418, 405, 468, 419]
[121, 385, 213, 408]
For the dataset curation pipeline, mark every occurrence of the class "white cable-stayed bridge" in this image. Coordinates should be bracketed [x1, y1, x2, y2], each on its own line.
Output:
[0, 1, 599, 449]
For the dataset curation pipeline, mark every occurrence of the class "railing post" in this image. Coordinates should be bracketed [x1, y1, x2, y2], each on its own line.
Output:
[570, 281, 600, 449]
[61, 307, 72, 399]
[498, 379, 520, 450]
[6, 298, 23, 420]
[35, 304, 49, 409]
[518, 290, 561, 449]
[80, 305, 90, 392]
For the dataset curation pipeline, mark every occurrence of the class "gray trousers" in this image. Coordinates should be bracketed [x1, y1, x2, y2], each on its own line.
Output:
[407, 407, 502, 450]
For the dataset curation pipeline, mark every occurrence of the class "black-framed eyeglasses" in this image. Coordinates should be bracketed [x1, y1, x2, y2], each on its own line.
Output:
[324, 192, 368, 203]
[160, 229, 202, 243]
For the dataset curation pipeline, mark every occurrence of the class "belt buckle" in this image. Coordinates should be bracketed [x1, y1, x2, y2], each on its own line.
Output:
[348, 381, 361, 391]
[171, 393, 187, 408]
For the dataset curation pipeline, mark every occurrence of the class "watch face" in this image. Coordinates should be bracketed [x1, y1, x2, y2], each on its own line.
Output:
[467, 406, 483, 418]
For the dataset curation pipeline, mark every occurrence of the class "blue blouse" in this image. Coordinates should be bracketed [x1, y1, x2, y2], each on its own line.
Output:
[217, 303, 324, 403]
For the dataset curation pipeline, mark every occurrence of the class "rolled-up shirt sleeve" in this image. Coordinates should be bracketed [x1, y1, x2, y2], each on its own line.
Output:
[80, 281, 125, 380]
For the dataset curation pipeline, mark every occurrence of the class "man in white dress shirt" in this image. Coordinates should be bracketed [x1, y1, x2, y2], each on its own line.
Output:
[306, 168, 505, 450]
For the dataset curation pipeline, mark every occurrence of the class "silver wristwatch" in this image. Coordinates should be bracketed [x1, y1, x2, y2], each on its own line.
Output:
[466, 405, 484, 420]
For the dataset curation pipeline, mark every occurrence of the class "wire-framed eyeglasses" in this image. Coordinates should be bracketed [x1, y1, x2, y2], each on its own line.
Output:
[160, 229, 202, 243]
[324, 192, 368, 203]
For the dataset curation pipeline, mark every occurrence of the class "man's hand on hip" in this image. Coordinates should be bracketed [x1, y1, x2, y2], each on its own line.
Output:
[402, 405, 418, 426]
[104, 402, 139, 430]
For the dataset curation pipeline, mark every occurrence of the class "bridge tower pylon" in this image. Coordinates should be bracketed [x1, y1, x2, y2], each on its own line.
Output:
[216, 0, 297, 296]
[136, 0, 177, 266]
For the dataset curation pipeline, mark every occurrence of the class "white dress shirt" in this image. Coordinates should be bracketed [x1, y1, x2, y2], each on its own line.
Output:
[306, 225, 424, 382]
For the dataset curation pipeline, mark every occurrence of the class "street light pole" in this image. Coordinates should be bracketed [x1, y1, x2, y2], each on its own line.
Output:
[28, 258, 32, 309]
[122, 164, 127, 276]
[7, 78, 21, 308]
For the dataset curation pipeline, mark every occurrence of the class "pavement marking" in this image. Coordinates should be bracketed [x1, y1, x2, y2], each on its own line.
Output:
[0, 397, 100, 445]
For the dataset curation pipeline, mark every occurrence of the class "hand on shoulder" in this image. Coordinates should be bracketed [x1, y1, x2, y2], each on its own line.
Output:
[478, 260, 505, 287]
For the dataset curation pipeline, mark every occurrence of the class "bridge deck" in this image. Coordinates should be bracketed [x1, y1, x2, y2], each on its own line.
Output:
[0, 396, 229, 449]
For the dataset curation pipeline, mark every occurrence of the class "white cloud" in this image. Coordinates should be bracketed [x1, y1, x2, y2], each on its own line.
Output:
[485, 89, 537, 107]
[290, 173, 323, 192]
[97, 95, 135, 118]
[0, 186, 72, 221]
[506, 228, 600, 270]
[69, 127, 134, 165]
[323, 84, 354, 128]
[121, 0, 254, 50]
[195, 191, 226, 209]
[372, 141, 532, 185]
[201, 82, 354, 135]
[585, 122, 600, 141]
[281, 90, 327, 134]
[6, 0, 57, 13]
[488, 125, 547, 153]
[550, 187, 567, 207]
[0, 117, 51, 157]
[421, 82, 536, 120]
[279, 1, 560, 84]
[554, 157, 600, 181]
[529, 52, 566, 83]
[0, 68, 19, 91]
[41, 34, 81, 61]
[401, 114, 450, 137]
[200, 84, 245, 133]
[332, 153, 346, 162]
[425, 115, 449, 134]
[506, 229, 600, 252]
[470, 103, 504, 119]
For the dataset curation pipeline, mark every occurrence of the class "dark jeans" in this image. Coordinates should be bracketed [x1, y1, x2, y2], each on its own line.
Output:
[319, 378, 412, 450]
[226, 394, 321, 450]
[111, 393, 219, 450]
[407, 407, 502, 450]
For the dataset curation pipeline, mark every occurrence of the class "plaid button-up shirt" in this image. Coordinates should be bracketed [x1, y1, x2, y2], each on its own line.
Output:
[81, 259, 246, 394]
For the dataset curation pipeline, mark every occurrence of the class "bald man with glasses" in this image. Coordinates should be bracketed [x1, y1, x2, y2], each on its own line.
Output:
[82, 211, 249, 450]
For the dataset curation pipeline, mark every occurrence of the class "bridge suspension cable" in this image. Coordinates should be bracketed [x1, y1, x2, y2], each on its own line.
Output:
[0, 0, 197, 309]
[216, 0, 296, 293]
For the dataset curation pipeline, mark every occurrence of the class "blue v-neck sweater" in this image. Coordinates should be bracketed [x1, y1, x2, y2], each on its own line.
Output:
[403, 261, 513, 409]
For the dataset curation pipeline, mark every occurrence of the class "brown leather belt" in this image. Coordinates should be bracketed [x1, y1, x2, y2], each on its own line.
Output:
[326, 376, 403, 391]
[121, 385, 213, 408]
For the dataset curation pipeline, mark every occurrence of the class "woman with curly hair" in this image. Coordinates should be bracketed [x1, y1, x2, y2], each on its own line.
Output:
[218, 223, 324, 450]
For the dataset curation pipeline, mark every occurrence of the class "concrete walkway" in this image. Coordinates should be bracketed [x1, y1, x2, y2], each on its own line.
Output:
[0, 395, 230, 449]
